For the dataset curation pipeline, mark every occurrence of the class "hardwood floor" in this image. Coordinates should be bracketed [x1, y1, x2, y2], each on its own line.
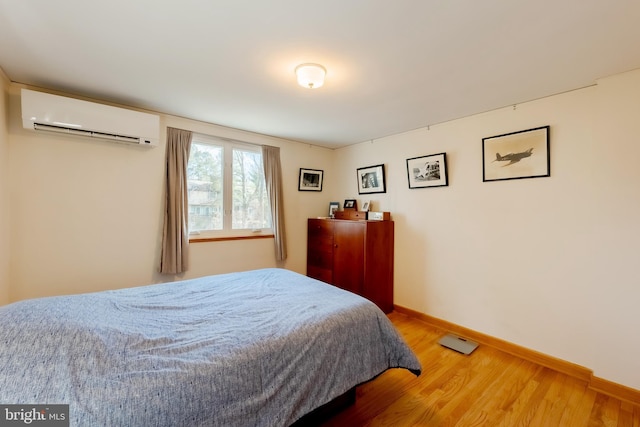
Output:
[321, 312, 640, 427]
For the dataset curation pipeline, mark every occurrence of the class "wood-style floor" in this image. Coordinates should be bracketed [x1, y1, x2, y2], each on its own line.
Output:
[321, 311, 640, 427]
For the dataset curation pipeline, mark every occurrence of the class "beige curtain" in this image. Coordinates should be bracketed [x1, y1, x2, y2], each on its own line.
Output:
[262, 145, 287, 261]
[160, 127, 193, 274]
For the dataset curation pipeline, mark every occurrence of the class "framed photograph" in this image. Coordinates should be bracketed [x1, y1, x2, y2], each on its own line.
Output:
[482, 126, 550, 182]
[298, 168, 323, 191]
[357, 164, 386, 194]
[328, 201, 339, 218]
[344, 199, 357, 210]
[361, 200, 370, 212]
[406, 152, 448, 189]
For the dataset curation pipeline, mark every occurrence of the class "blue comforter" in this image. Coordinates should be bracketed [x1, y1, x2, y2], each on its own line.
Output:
[0, 268, 421, 426]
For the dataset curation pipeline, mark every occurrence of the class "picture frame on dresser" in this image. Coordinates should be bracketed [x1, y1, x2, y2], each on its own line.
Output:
[328, 201, 339, 218]
[357, 164, 386, 194]
[343, 199, 357, 210]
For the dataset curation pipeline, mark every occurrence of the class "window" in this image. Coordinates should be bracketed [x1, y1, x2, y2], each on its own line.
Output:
[187, 133, 272, 238]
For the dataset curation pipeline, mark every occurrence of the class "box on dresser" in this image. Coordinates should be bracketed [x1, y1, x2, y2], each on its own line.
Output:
[333, 210, 368, 220]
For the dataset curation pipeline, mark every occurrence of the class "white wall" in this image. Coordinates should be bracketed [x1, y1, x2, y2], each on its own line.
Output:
[332, 69, 640, 390]
[0, 69, 10, 305]
[590, 70, 640, 391]
[7, 85, 335, 301]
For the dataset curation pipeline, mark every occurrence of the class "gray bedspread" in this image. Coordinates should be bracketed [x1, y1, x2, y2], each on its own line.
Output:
[0, 268, 421, 426]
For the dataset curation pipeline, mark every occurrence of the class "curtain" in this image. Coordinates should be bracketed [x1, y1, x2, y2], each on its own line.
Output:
[262, 145, 287, 261]
[160, 127, 193, 274]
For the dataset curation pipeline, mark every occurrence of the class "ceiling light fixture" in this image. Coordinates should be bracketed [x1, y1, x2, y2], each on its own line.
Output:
[295, 63, 326, 89]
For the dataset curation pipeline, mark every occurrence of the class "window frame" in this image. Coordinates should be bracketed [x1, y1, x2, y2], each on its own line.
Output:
[187, 133, 273, 241]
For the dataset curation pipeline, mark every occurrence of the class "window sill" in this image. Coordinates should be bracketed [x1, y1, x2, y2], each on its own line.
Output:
[189, 234, 274, 243]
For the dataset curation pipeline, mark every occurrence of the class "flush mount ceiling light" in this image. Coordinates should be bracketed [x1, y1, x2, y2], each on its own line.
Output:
[295, 63, 326, 89]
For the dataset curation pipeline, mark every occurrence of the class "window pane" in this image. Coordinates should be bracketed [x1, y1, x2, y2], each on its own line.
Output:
[232, 148, 271, 230]
[187, 143, 223, 231]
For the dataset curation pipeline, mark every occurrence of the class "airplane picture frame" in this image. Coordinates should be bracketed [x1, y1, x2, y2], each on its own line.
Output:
[406, 152, 448, 189]
[482, 126, 550, 182]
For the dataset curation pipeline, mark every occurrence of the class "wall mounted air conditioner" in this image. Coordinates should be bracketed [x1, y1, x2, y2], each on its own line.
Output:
[21, 89, 160, 147]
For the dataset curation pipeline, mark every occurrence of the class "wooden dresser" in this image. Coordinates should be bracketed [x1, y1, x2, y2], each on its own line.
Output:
[307, 217, 394, 313]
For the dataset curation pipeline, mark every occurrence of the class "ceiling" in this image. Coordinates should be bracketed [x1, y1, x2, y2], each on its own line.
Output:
[1, 1, 639, 149]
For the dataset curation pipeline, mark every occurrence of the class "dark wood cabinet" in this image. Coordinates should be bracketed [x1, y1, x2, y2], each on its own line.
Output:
[307, 218, 394, 313]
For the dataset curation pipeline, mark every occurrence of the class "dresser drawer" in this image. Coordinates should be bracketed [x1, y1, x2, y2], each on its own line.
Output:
[308, 218, 333, 236]
[307, 265, 332, 284]
[308, 219, 333, 251]
[334, 211, 367, 220]
[307, 248, 332, 270]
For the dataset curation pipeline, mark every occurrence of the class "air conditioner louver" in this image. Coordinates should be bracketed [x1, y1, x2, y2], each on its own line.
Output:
[21, 89, 160, 147]
[32, 123, 149, 145]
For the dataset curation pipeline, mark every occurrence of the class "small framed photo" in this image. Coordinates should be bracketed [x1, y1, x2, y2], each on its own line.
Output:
[482, 126, 550, 182]
[298, 168, 323, 191]
[406, 153, 448, 189]
[361, 200, 370, 212]
[344, 199, 357, 210]
[328, 201, 339, 218]
[357, 164, 386, 194]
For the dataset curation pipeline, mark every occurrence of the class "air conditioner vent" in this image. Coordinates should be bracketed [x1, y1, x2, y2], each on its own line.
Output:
[33, 123, 149, 144]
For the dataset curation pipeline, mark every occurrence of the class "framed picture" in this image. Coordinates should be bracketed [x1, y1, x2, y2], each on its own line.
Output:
[482, 126, 550, 182]
[344, 199, 357, 210]
[298, 168, 323, 191]
[328, 201, 339, 218]
[406, 152, 448, 189]
[361, 200, 370, 212]
[357, 164, 386, 194]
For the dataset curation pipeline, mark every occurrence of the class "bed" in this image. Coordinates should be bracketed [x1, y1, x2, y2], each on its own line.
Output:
[0, 268, 421, 426]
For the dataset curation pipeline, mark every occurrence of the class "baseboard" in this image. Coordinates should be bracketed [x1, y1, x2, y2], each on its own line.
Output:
[590, 376, 640, 406]
[394, 305, 640, 405]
